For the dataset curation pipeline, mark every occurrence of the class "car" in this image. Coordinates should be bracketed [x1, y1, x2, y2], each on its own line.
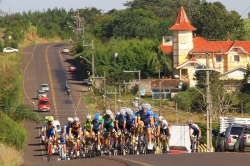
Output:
[233, 125, 250, 152]
[62, 47, 69, 53]
[215, 123, 246, 152]
[3, 47, 18, 53]
[69, 66, 77, 72]
[38, 97, 51, 112]
[37, 90, 47, 99]
[41, 84, 49, 92]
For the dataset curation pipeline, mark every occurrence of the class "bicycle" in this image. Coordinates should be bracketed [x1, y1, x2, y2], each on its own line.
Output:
[160, 133, 169, 153]
[58, 140, 67, 161]
[46, 137, 54, 161]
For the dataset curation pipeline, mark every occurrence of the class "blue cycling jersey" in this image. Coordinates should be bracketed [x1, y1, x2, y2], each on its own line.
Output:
[126, 115, 135, 125]
[135, 110, 153, 124]
[116, 114, 126, 126]
[154, 121, 159, 128]
[65, 124, 71, 135]
[92, 119, 102, 131]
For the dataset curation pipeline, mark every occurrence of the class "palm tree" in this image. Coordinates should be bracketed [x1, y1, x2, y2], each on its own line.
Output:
[147, 50, 172, 79]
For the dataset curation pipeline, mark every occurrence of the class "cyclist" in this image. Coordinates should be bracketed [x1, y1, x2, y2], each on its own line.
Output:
[115, 108, 127, 148]
[65, 117, 73, 148]
[152, 114, 160, 150]
[158, 116, 170, 153]
[43, 116, 58, 156]
[187, 120, 201, 151]
[135, 103, 154, 149]
[83, 114, 94, 147]
[69, 117, 82, 157]
[58, 126, 67, 160]
[125, 108, 136, 147]
[102, 109, 115, 154]
[92, 113, 103, 150]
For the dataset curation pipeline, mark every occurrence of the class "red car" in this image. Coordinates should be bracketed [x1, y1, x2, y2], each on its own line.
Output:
[69, 66, 77, 72]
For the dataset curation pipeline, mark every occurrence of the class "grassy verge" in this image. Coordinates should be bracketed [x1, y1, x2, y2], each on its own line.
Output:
[0, 144, 23, 166]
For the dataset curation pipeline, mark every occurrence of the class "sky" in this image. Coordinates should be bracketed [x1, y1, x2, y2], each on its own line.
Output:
[1, 0, 250, 18]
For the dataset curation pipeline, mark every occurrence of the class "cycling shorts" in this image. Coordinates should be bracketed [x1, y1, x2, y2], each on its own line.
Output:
[192, 131, 200, 140]
[46, 130, 55, 139]
[160, 128, 170, 136]
[85, 130, 94, 136]
[126, 123, 134, 131]
[104, 122, 114, 132]
[71, 131, 80, 139]
[59, 137, 66, 144]
[93, 129, 100, 135]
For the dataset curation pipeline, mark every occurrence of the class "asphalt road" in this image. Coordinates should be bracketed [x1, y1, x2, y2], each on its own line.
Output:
[21, 43, 250, 166]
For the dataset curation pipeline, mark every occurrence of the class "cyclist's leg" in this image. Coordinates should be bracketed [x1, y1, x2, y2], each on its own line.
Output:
[146, 124, 152, 147]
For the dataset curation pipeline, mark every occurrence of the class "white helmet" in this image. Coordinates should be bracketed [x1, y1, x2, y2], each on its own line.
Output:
[73, 117, 79, 122]
[187, 120, 193, 125]
[105, 109, 112, 115]
[86, 114, 91, 119]
[120, 109, 126, 116]
[67, 117, 73, 123]
[127, 109, 134, 116]
[158, 116, 164, 121]
[144, 103, 151, 110]
[116, 111, 121, 116]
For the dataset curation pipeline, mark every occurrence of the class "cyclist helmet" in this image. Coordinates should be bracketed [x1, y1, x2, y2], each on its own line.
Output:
[67, 117, 73, 123]
[144, 103, 151, 110]
[105, 109, 112, 115]
[120, 109, 126, 116]
[94, 113, 100, 121]
[187, 120, 193, 125]
[61, 126, 66, 131]
[73, 117, 79, 122]
[153, 114, 159, 119]
[158, 116, 164, 121]
[127, 109, 134, 116]
[86, 114, 91, 119]
[116, 111, 120, 116]
[47, 116, 54, 122]
[141, 104, 148, 110]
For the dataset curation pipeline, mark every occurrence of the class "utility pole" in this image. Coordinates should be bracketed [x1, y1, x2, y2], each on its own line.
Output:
[206, 52, 212, 152]
[83, 39, 95, 78]
[103, 71, 106, 111]
[159, 79, 163, 116]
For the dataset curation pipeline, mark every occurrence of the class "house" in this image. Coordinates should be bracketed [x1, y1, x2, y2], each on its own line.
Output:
[151, 78, 189, 99]
[160, 6, 250, 86]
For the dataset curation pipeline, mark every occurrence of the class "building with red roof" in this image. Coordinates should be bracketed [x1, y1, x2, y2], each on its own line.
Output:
[160, 6, 249, 86]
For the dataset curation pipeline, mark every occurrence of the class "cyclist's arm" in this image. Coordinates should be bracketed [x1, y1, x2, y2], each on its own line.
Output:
[149, 116, 154, 126]
[90, 124, 93, 133]
[189, 128, 192, 137]
[123, 120, 126, 130]
[69, 127, 72, 138]
[198, 128, 202, 137]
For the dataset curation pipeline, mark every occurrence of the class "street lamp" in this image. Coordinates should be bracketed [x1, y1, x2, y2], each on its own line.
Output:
[118, 99, 130, 108]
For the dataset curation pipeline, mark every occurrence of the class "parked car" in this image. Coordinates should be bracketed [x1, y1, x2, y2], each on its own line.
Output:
[69, 66, 77, 72]
[37, 90, 47, 99]
[233, 125, 250, 152]
[215, 123, 245, 152]
[3, 47, 18, 53]
[41, 84, 49, 92]
[62, 47, 69, 53]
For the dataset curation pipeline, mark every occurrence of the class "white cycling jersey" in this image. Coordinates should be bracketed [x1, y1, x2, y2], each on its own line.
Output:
[189, 124, 199, 132]
[159, 120, 168, 129]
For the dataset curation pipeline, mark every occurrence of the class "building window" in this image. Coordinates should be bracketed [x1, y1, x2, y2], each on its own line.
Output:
[231, 55, 240, 62]
[248, 55, 250, 61]
[180, 30, 186, 34]
[180, 42, 186, 49]
[181, 69, 187, 75]
[215, 55, 222, 62]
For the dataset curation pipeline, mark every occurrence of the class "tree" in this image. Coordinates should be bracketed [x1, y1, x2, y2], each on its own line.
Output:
[147, 50, 172, 78]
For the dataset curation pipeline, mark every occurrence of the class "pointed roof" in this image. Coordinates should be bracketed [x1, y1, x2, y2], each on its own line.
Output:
[169, 6, 196, 31]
